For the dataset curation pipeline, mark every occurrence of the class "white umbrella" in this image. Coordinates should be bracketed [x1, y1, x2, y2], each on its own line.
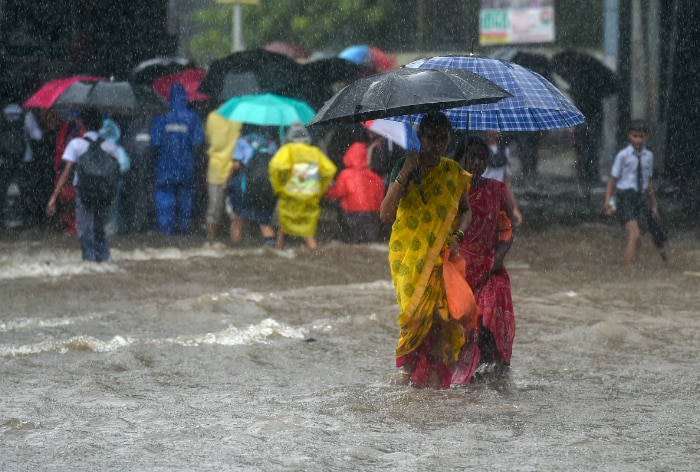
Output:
[363, 119, 419, 149]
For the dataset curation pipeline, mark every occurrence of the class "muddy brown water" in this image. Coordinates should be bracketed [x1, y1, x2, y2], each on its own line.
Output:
[1, 138, 698, 470]
[1, 209, 698, 471]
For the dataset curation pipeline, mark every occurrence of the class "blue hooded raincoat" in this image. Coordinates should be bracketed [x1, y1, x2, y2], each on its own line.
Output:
[150, 83, 204, 187]
[150, 83, 204, 234]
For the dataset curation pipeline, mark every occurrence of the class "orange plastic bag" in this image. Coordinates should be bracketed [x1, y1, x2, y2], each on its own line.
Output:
[442, 248, 477, 328]
[497, 211, 512, 242]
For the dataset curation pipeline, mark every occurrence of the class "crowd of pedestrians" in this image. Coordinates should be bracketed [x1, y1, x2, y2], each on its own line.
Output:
[0, 82, 402, 260]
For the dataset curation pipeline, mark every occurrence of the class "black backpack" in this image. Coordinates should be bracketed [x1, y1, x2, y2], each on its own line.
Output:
[0, 111, 26, 167]
[76, 137, 120, 211]
[241, 137, 277, 214]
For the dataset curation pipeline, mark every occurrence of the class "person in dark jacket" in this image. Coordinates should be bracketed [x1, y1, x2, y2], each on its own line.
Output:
[150, 82, 204, 235]
[121, 114, 157, 233]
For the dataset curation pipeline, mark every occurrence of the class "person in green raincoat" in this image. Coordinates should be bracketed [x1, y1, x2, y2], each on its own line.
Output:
[269, 122, 336, 249]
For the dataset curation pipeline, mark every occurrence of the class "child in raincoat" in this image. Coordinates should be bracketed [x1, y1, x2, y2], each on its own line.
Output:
[98, 117, 130, 235]
[325, 141, 385, 243]
[268, 122, 336, 250]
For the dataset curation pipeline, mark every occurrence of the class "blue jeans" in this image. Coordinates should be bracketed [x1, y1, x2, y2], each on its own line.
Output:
[76, 190, 110, 262]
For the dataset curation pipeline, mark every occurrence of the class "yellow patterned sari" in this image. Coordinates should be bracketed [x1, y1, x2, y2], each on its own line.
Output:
[389, 158, 470, 379]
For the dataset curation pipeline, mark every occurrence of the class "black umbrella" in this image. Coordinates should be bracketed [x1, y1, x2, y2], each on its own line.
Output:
[129, 56, 193, 85]
[53, 80, 169, 115]
[307, 67, 511, 126]
[198, 49, 301, 102]
[278, 58, 368, 109]
[493, 48, 554, 82]
[552, 50, 620, 98]
[302, 57, 368, 85]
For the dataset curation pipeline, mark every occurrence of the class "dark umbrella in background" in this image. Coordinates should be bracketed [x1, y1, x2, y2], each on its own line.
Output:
[129, 56, 193, 85]
[198, 49, 301, 103]
[492, 48, 554, 82]
[552, 50, 620, 99]
[552, 50, 620, 182]
[277, 58, 368, 110]
[53, 80, 169, 115]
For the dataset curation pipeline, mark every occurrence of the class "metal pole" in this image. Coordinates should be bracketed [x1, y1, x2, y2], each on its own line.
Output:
[232, 4, 244, 52]
[417, 0, 425, 51]
[602, 0, 620, 174]
[630, 0, 647, 119]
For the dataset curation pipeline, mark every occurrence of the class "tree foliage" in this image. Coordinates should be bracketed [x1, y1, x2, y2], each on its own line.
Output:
[188, 0, 603, 66]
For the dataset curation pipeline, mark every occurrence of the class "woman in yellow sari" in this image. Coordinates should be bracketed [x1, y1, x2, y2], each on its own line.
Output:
[380, 112, 474, 389]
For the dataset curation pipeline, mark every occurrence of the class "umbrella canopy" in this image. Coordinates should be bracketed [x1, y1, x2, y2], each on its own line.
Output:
[552, 50, 620, 99]
[216, 93, 315, 127]
[402, 55, 584, 131]
[129, 56, 193, 85]
[152, 69, 210, 102]
[307, 67, 511, 126]
[492, 48, 554, 82]
[23, 76, 104, 109]
[363, 119, 419, 149]
[53, 80, 169, 115]
[198, 49, 301, 102]
[263, 41, 310, 61]
[338, 45, 396, 72]
[277, 58, 367, 110]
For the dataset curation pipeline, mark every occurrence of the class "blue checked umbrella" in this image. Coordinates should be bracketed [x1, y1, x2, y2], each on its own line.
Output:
[397, 55, 584, 131]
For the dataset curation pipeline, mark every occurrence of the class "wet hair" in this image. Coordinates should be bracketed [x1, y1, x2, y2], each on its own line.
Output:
[418, 111, 451, 136]
[466, 136, 488, 151]
[455, 135, 488, 162]
[627, 119, 649, 133]
[81, 109, 103, 131]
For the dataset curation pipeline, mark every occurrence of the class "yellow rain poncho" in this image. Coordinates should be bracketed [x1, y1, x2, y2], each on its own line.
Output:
[269, 142, 336, 238]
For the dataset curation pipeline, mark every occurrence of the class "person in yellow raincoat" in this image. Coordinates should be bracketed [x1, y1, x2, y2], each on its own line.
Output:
[379, 112, 475, 389]
[268, 122, 337, 250]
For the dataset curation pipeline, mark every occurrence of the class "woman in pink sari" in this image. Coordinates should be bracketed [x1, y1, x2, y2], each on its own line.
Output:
[456, 136, 516, 380]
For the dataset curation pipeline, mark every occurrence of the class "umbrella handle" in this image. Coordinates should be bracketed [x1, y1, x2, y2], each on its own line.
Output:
[409, 170, 427, 204]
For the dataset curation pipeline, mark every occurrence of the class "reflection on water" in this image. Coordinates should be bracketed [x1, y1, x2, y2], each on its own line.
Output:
[0, 227, 698, 470]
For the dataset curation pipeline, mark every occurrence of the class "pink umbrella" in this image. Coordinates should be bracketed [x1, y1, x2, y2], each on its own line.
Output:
[263, 41, 310, 61]
[23, 76, 104, 109]
[152, 68, 210, 102]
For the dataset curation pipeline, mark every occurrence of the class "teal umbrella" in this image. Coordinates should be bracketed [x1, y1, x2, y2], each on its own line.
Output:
[216, 93, 315, 126]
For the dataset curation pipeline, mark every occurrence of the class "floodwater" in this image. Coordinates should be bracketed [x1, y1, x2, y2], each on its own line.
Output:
[1, 217, 698, 471]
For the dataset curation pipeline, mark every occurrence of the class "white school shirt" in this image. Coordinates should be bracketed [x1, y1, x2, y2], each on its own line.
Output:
[61, 131, 120, 186]
[482, 143, 511, 183]
[610, 144, 653, 192]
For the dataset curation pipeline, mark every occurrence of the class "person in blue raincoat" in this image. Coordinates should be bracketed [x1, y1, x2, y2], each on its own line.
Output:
[150, 82, 204, 235]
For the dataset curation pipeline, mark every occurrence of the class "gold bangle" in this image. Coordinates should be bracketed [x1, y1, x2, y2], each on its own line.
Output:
[452, 230, 464, 242]
[394, 176, 406, 187]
